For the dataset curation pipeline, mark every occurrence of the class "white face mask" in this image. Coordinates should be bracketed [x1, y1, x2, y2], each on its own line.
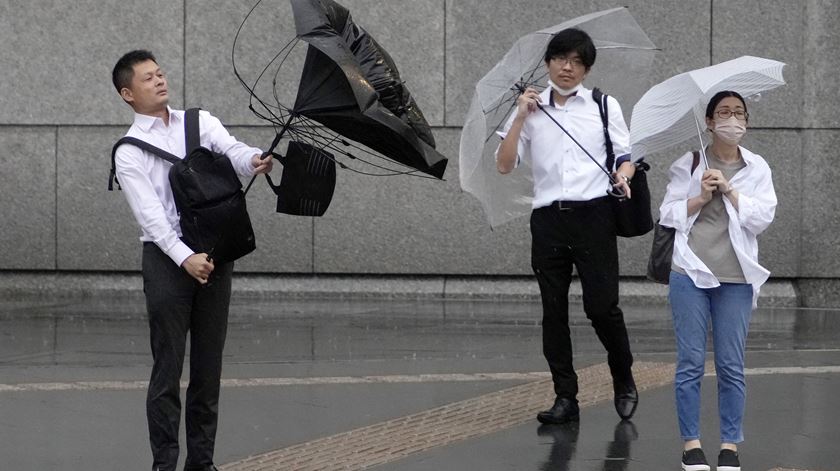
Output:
[548, 79, 581, 97]
[713, 116, 747, 145]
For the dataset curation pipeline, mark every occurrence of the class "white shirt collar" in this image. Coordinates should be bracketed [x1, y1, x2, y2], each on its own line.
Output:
[736, 145, 761, 167]
[133, 106, 182, 132]
[542, 85, 590, 108]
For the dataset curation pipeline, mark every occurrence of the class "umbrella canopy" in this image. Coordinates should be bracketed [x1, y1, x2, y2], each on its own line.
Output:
[292, 0, 446, 179]
[459, 7, 657, 228]
[232, 0, 448, 214]
[630, 55, 786, 163]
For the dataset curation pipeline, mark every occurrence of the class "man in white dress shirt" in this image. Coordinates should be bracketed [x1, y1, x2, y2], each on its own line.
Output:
[496, 29, 638, 425]
[111, 50, 272, 471]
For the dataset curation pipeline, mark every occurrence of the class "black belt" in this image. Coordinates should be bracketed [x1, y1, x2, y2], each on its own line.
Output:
[549, 195, 610, 211]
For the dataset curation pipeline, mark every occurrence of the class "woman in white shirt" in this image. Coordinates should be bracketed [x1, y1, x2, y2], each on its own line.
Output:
[659, 91, 777, 471]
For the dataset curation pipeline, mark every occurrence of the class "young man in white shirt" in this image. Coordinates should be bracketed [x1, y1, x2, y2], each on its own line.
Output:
[111, 50, 272, 471]
[496, 29, 638, 425]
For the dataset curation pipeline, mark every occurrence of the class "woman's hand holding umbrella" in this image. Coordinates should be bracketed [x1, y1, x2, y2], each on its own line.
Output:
[688, 169, 731, 215]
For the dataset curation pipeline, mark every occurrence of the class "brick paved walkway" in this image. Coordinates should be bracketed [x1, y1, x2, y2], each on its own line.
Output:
[219, 361, 681, 471]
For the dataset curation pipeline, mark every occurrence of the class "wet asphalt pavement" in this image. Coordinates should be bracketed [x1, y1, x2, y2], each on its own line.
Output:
[1, 296, 838, 470]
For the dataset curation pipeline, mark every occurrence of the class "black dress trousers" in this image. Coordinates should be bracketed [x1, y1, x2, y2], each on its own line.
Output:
[141, 242, 233, 471]
[530, 199, 634, 399]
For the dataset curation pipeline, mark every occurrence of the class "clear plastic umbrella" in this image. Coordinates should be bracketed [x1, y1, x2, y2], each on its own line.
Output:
[630, 55, 786, 166]
[459, 7, 657, 228]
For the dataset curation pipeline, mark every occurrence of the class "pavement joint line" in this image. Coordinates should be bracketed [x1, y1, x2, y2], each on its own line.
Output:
[218, 361, 680, 471]
[0, 372, 553, 393]
[744, 365, 840, 375]
[9, 366, 840, 393]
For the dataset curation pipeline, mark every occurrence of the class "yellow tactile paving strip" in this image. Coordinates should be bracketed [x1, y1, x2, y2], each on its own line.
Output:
[219, 361, 684, 471]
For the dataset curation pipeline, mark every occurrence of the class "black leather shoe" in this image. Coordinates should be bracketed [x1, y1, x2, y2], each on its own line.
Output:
[537, 396, 580, 424]
[614, 379, 638, 420]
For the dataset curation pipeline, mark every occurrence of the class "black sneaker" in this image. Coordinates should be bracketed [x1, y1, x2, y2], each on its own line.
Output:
[681, 448, 710, 471]
[717, 449, 740, 471]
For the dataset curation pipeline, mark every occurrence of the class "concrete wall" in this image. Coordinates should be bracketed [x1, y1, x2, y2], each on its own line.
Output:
[1, 1, 837, 302]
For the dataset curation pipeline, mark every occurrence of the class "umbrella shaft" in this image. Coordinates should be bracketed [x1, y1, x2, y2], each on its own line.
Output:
[244, 119, 294, 196]
[537, 105, 615, 183]
[267, 119, 294, 155]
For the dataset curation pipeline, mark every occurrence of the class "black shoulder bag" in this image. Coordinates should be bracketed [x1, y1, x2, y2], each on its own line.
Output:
[109, 108, 256, 264]
[592, 88, 654, 238]
[646, 151, 701, 284]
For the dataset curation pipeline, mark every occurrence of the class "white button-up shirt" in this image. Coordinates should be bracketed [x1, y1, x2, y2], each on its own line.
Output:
[114, 107, 262, 266]
[496, 86, 631, 208]
[659, 147, 777, 307]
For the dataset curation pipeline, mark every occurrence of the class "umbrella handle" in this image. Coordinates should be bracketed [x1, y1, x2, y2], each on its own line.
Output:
[242, 151, 274, 195]
[608, 185, 626, 199]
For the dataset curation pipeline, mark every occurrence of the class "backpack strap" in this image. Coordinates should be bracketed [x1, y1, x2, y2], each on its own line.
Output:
[109, 137, 180, 191]
[592, 87, 615, 172]
[691, 150, 701, 174]
[185, 108, 201, 153]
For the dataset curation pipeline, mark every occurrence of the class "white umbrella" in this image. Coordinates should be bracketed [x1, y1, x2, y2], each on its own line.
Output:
[630, 55, 786, 165]
[459, 7, 658, 228]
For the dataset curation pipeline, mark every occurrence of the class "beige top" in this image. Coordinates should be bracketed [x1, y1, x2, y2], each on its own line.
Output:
[673, 149, 747, 283]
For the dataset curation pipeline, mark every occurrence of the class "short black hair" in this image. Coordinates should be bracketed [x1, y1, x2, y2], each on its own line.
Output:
[705, 90, 748, 120]
[543, 28, 596, 69]
[112, 50, 157, 93]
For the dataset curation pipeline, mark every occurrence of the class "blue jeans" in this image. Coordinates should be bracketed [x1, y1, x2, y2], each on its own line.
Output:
[668, 271, 752, 444]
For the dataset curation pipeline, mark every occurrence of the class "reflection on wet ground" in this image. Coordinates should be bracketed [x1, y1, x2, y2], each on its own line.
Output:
[4, 298, 840, 367]
[536, 420, 639, 471]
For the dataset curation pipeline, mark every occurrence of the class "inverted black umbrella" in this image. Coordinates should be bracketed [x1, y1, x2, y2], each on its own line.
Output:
[234, 0, 448, 215]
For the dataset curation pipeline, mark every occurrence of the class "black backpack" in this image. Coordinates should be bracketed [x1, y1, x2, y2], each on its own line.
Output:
[109, 108, 256, 264]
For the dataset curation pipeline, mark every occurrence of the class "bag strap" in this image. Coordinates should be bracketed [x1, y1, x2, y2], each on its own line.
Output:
[109, 137, 180, 191]
[185, 108, 201, 153]
[592, 87, 616, 172]
[691, 150, 700, 174]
